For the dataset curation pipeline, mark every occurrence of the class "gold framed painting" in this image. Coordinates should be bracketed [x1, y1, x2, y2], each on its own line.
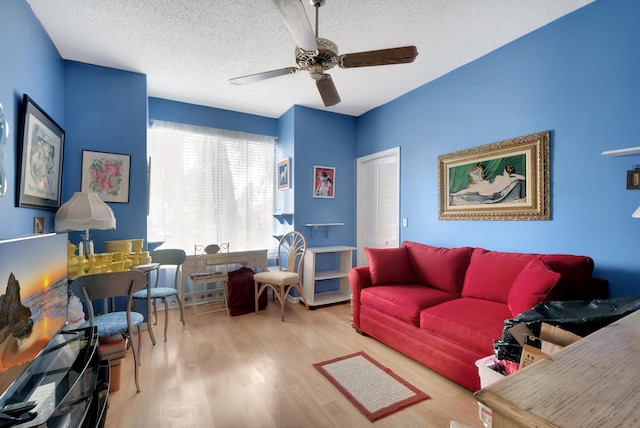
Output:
[438, 131, 550, 220]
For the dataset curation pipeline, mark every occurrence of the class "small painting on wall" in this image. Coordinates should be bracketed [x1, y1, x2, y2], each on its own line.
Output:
[277, 158, 290, 190]
[81, 150, 130, 203]
[313, 165, 335, 198]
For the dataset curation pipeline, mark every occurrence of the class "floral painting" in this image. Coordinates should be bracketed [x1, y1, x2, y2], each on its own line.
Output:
[81, 150, 130, 203]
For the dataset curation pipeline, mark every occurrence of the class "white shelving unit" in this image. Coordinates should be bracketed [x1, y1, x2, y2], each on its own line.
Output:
[303, 245, 355, 307]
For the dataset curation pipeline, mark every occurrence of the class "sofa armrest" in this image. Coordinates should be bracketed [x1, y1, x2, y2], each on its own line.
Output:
[349, 266, 372, 329]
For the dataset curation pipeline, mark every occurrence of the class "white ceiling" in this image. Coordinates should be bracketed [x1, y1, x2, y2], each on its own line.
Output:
[26, 0, 594, 119]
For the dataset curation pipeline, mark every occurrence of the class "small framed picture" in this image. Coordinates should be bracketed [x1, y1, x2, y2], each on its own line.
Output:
[33, 217, 45, 234]
[277, 158, 290, 190]
[627, 170, 640, 190]
[313, 165, 335, 198]
[81, 150, 131, 203]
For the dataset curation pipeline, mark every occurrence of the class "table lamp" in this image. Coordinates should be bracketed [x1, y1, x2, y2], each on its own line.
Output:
[633, 206, 640, 218]
[55, 191, 116, 256]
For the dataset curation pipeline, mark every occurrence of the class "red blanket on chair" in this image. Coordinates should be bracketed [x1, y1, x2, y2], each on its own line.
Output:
[228, 267, 267, 316]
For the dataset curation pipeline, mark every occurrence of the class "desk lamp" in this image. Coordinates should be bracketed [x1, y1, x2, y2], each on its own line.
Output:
[55, 191, 116, 256]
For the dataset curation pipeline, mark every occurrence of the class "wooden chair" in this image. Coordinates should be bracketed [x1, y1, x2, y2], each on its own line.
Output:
[132, 249, 186, 343]
[254, 231, 308, 321]
[70, 271, 146, 392]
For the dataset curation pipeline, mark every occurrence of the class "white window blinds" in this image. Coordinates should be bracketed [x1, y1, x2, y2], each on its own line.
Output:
[148, 120, 275, 253]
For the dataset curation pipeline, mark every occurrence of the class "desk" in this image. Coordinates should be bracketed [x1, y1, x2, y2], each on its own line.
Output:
[474, 309, 640, 427]
[180, 249, 268, 308]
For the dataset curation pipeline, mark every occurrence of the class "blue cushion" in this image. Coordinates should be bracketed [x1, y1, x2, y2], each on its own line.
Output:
[79, 311, 144, 337]
[132, 287, 178, 299]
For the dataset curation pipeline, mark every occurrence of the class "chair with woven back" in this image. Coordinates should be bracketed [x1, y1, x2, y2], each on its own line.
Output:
[70, 270, 146, 393]
[254, 231, 309, 321]
[132, 248, 186, 344]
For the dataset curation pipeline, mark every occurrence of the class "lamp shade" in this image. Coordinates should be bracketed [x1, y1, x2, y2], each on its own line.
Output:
[633, 206, 640, 218]
[55, 192, 116, 232]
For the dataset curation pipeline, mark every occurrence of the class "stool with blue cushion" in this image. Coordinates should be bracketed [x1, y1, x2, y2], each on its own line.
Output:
[70, 270, 147, 393]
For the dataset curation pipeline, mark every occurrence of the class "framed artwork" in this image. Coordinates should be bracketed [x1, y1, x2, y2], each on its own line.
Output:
[277, 158, 290, 190]
[17, 94, 65, 210]
[81, 150, 131, 203]
[313, 165, 335, 198]
[627, 169, 640, 190]
[438, 131, 550, 220]
[33, 216, 45, 234]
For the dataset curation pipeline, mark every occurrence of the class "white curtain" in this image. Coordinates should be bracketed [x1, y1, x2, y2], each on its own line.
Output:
[147, 120, 275, 254]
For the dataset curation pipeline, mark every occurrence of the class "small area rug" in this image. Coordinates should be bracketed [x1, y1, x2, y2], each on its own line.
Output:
[313, 351, 430, 422]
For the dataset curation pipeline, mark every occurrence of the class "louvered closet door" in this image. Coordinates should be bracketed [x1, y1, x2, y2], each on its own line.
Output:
[356, 147, 400, 266]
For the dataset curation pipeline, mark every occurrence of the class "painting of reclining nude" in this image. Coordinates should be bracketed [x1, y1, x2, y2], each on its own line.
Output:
[438, 131, 550, 221]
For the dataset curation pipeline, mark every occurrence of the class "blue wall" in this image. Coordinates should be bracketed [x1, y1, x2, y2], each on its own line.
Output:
[356, 0, 640, 297]
[0, 0, 64, 237]
[149, 97, 277, 137]
[63, 61, 148, 251]
[3, 0, 640, 298]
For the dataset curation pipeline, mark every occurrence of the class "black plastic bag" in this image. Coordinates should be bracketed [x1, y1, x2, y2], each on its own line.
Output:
[494, 297, 640, 363]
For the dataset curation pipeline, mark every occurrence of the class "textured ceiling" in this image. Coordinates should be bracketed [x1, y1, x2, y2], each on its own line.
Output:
[26, 0, 594, 119]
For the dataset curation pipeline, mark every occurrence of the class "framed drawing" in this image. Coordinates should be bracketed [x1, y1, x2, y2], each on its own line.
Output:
[438, 131, 550, 220]
[17, 94, 65, 210]
[277, 158, 290, 190]
[313, 165, 335, 198]
[627, 169, 640, 190]
[33, 216, 45, 234]
[81, 150, 131, 203]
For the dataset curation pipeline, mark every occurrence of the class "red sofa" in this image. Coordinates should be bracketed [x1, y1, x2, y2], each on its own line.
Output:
[349, 241, 608, 391]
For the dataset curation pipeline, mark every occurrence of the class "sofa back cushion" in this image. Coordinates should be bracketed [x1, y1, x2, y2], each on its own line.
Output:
[403, 241, 473, 295]
[364, 246, 415, 286]
[462, 248, 596, 304]
[462, 249, 541, 303]
[507, 257, 561, 316]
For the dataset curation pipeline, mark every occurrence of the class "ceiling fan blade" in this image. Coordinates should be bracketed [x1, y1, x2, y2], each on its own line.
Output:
[272, 0, 318, 53]
[229, 67, 298, 85]
[338, 46, 418, 68]
[316, 74, 341, 107]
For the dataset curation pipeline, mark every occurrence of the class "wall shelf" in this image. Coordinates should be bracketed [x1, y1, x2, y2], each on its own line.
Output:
[304, 223, 345, 238]
[273, 213, 294, 224]
[602, 147, 640, 157]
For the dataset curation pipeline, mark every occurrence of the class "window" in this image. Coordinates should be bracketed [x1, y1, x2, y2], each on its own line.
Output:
[148, 120, 275, 254]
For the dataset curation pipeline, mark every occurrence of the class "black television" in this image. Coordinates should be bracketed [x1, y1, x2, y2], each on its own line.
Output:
[0, 232, 68, 397]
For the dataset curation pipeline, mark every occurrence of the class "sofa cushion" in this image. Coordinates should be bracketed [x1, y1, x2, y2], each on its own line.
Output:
[461, 249, 539, 303]
[361, 284, 456, 327]
[403, 241, 473, 295]
[508, 257, 561, 316]
[420, 298, 512, 355]
[365, 246, 415, 285]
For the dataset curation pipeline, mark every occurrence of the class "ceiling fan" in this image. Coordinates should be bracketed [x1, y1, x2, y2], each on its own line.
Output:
[229, 0, 418, 107]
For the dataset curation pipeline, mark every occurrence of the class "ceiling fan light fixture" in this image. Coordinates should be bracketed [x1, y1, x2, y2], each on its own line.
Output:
[230, 0, 418, 108]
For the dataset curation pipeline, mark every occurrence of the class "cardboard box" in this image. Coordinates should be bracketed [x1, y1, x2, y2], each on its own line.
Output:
[510, 322, 582, 368]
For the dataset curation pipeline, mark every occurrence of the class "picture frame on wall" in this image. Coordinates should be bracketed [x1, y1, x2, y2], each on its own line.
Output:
[438, 130, 550, 220]
[17, 94, 65, 210]
[313, 165, 335, 198]
[277, 158, 290, 190]
[81, 150, 131, 203]
[33, 216, 45, 234]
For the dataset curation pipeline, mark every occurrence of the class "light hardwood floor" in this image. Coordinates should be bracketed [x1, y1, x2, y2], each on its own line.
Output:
[105, 301, 484, 428]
